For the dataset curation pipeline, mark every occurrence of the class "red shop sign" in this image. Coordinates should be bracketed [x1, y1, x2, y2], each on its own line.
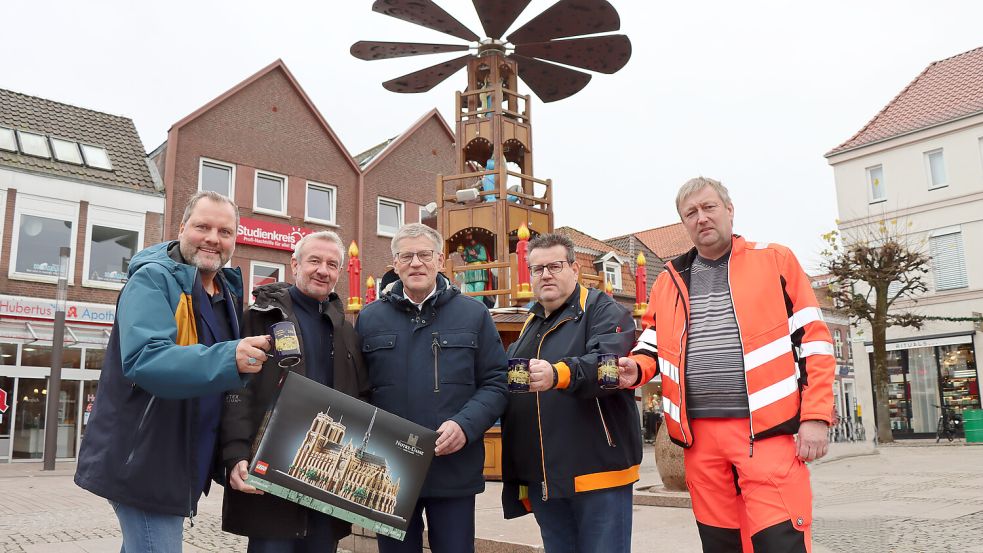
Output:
[237, 217, 313, 251]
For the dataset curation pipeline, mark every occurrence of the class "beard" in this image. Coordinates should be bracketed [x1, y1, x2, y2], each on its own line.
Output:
[180, 241, 229, 273]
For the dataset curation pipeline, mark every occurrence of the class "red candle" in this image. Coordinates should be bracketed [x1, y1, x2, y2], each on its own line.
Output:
[347, 241, 363, 312]
[634, 252, 648, 317]
[516, 223, 532, 300]
[365, 275, 377, 304]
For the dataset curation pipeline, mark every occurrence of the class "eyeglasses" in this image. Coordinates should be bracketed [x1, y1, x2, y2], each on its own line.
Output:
[395, 250, 435, 264]
[529, 260, 570, 278]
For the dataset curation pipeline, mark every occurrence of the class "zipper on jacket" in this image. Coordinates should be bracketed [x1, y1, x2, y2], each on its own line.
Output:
[724, 252, 756, 455]
[431, 332, 441, 392]
[534, 316, 573, 501]
[596, 400, 615, 447]
[123, 398, 156, 465]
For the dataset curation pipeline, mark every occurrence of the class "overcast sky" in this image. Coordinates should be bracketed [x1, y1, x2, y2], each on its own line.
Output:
[5, 0, 983, 271]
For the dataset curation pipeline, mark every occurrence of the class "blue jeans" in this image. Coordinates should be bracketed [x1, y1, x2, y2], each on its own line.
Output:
[529, 483, 633, 553]
[110, 500, 184, 553]
[377, 495, 476, 553]
[246, 511, 339, 553]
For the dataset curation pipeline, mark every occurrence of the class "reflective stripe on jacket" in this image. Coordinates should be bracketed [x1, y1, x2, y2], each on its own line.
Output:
[629, 235, 834, 448]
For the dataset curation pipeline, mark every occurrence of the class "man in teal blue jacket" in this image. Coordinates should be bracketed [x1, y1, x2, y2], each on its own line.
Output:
[75, 191, 270, 553]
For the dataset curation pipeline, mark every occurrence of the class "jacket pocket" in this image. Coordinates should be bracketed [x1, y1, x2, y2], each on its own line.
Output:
[435, 330, 478, 385]
[362, 334, 398, 387]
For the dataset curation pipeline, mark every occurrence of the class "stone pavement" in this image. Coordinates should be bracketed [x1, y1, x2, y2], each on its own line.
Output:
[0, 440, 978, 552]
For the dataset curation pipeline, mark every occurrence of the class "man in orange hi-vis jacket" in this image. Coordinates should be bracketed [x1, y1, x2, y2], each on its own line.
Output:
[617, 177, 834, 553]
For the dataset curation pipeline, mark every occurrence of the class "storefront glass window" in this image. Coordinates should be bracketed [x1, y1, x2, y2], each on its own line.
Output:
[907, 347, 938, 433]
[20, 345, 82, 369]
[14, 214, 73, 276]
[13, 377, 46, 459]
[0, 375, 12, 458]
[884, 351, 911, 432]
[939, 344, 980, 416]
[0, 343, 17, 366]
[83, 348, 105, 371]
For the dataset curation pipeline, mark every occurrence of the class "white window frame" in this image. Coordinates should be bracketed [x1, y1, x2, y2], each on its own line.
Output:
[8, 194, 79, 284]
[834, 329, 843, 360]
[50, 137, 83, 165]
[79, 143, 112, 170]
[16, 130, 51, 159]
[419, 206, 428, 222]
[198, 157, 236, 198]
[304, 181, 337, 226]
[867, 165, 886, 203]
[82, 205, 145, 290]
[0, 126, 19, 152]
[377, 197, 404, 237]
[253, 170, 289, 216]
[929, 226, 968, 292]
[603, 261, 623, 290]
[924, 148, 947, 190]
[249, 260, 285, 303]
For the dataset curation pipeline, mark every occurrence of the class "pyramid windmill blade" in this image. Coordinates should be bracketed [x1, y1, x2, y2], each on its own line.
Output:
[372, 0, 479, 42]
[514, 35, 631, 74]
[382, 54, 472, 93]
[472, 0, 532, 40]
[511, 54, 591, 103]
[351, 41, 469, 61]
[507, 0, 620, 44]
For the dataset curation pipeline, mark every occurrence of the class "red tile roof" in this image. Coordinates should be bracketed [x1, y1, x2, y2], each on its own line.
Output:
[827, 46, 983, 156]
[556, 226, 628, 256]
[631, 222, 691, 260]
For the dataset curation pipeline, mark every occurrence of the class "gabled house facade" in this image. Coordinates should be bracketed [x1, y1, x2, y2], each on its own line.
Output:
[827, 46, 983, 439]
[0, 88, 162, 461]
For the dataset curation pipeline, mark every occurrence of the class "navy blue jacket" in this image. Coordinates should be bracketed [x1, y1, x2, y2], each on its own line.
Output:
[75, 242, 244, 517]
[355, 274, 508, 498]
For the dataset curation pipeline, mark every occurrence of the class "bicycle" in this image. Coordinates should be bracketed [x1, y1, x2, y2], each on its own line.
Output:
[935, 404, 962, 443]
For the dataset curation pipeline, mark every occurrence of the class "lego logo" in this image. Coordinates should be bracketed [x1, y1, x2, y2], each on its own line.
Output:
[255, 461, 269, 475]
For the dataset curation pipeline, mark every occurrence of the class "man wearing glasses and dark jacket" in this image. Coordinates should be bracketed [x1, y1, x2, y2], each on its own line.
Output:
[500, 232, 640, 553]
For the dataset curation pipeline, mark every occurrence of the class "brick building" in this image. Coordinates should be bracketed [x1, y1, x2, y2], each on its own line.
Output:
[0, 88, 162, 462]
[810, 274, 857, 425]
[150, 60, 455, 301]
[354, 109, 455, 281]
[555, 226, 637, 312]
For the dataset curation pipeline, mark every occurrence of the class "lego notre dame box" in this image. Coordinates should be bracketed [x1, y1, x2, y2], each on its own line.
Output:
[248, 372, 437, 540]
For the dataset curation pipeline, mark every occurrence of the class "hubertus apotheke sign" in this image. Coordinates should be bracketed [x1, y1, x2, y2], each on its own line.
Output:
[237, 217, 313, 251]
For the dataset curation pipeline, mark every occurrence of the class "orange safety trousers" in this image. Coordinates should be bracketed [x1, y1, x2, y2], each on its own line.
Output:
[685, 418, 812, 553]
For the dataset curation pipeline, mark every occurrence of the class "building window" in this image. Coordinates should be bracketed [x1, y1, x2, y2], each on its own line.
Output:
[199, 158, 235, 197]
[925, 149, 947, 189]
[929, 229, 968, 291]
[834, 329, 843, 360]
[0, 127, 18, 151]
[9, 196, 77, 283]
[419, 206, 429, 222]
[867, 165, 885, 203]
[249, 261, 284, 302]
[255, 171, 287, 215]
[83, 206, 144, 289]
[16, 130, 50, 158]
[80, 144, 112, 170]
[51, 138, 83, 165]
[603, 261, 622, 290]
[377, 198, 403, 237]
[305, 182, 336, 225]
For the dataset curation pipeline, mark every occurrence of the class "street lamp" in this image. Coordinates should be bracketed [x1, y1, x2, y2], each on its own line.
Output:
[43, 246, 70, 471]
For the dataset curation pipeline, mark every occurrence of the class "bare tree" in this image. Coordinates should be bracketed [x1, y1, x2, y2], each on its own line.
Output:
[821, 220, 930, 443]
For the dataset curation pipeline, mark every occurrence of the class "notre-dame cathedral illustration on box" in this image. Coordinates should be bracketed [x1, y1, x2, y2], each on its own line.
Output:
[247, 372, 437, 540]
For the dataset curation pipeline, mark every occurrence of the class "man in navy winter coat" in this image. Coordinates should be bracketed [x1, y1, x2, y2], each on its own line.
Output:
[355, 223, 508, 553]
[75, 192, 271, 552]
